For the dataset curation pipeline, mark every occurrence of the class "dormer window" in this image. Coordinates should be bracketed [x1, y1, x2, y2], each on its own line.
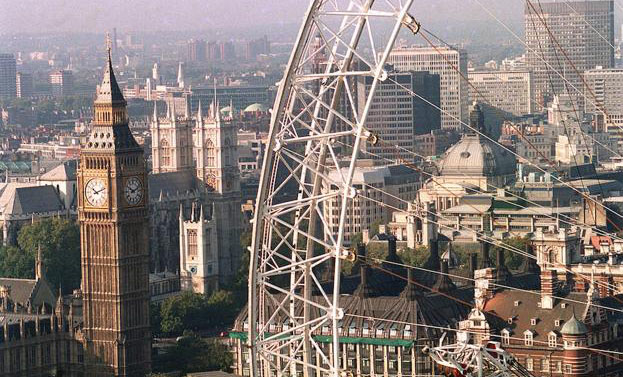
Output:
[514, 300, 520, 307]
[555, 319, 562, 327]
[548, 332, 557, 347]
[531, 318, 538, 326]
[501, 329, 511, 345]
[524, 330, 534, 346]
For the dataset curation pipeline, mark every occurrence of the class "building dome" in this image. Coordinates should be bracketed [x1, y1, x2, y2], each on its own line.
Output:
[244, 103, 267, 113]
[561, 313, 588, 336]
[437, 104, 516, 177]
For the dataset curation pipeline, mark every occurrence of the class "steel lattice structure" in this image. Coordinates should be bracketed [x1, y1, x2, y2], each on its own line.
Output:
[248, 1, 417, 377]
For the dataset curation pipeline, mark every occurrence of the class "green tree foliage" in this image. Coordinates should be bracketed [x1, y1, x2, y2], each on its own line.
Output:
[158, 290, 241, 337]
[153, 331, 233, 374]
[16, 218, 81, 293]
[493, 236, 530, 270]
[0, 218, 80, 294]
[398, 246, 430, 267]
[160, 291, 207, 336]
[0, 246, 33, 278]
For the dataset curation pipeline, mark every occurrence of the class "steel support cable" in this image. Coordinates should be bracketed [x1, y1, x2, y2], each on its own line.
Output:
[381, 74, 623, 226]
[528, 0, 602, 228]
[473, 0, 623, 138]
[348, 264, 623, 364]
[418, 28, 623, 174]
[306, 141, 623, 294]
[359, 255, 623, 316]
[523, 0, 620, 232]
[561, 0, 616, 51]
[345, 310, 623, 359]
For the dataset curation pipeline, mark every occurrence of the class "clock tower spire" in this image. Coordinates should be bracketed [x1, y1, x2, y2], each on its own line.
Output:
[77, 35, 151, 376]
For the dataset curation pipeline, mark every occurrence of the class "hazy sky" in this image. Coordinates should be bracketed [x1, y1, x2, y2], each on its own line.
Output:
[1, 0, 524, 34]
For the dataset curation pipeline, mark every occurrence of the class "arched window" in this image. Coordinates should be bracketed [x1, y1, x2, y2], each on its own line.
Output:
[160, 138, 171, 167]
[223, 138, 231, 166]
[187, 230, 198, 256]
[206, 139, 215, 167]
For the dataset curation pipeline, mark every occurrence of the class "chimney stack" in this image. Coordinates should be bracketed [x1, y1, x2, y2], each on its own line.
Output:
[480, 239, 491, 269]
[469, 253, 478, 282]
[401, 268, 418, 300]
[433, 260, 456, 293]
[355, 244, 372, 298]
[496, 248, 511, 284]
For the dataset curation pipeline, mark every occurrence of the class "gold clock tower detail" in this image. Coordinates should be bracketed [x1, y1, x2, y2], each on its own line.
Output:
[78, 40, 151, 376]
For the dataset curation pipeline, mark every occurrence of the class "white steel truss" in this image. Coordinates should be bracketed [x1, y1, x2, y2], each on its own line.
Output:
[248, 1, 417, 377]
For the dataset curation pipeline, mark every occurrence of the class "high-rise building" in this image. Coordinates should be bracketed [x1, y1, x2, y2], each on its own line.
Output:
[468, 70, 534, 116]
[16, 71, 33, 98]
[0, 53, 17, 100]
[188, 39, 207, 62]
[245, 35, 270, 60]
[385, 46, 469, 130]
[524, 0, 614, 106]
[357, 71, 441, 162]
[584, 67, 623, 146]
[50, 69, 74, 97]
[77, 49, 151, 375]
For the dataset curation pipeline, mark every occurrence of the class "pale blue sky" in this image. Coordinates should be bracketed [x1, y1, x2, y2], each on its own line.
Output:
[1, 0, 524, 34]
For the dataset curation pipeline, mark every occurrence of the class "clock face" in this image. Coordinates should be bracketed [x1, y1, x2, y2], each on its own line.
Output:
[85, 178, 108, 207]
[124, 176, 144, 206]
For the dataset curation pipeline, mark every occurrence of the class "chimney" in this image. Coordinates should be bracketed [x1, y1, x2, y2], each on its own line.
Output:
[387, 236, 398, 261]
[520, 245, 540, 274]
[35, 244, 45, 281]
[354, 244, 372, 298]
[424, 239, 440, 272]
[433, 260, 456, 293]
[496, 248, 511, 284]
[400, 268, 418, 300]
[480, 239, 491, 269]
[541, 267, 558, 309]
[469, 253, 478, 282]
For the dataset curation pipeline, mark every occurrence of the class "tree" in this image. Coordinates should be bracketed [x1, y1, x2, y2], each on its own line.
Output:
[16, 218, 81, 293]
[153, 331, 233, 374]
[160, 291, 207, 336]
[399, 246, 430, 267]
[206, 290, 238, 327]
[493, 236, 530, 270]
[0, 245, 33, 278]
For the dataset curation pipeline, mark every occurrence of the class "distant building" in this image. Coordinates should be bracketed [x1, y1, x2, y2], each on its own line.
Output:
[49, 69, 74, 97]
[188, 85, 273, 114]
[323, 163, 421, 245]
[468, 70, 534, 116]
[584, 67, 623, 149]
[188, 39, 207, 62]
[16, 72, 33, 98]
[0, 53, 16, 100]
[525, 0, 614, 105]
[357, 71, 440, 162]
[245, 36, 270, 60]
[386, 46, 469, 130]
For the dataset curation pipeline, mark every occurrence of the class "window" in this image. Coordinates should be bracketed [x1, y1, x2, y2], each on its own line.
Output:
[564, 364, 572, 374]
[206, 139, 216, 166]
[160, 138, 171, 167]
[542, 358, 549, 372]
[187, 230, 198, 256]
[524, 331, 534, 346]
[526, 358, 533, 371]
[548, 333, 557, 347]
[501, 330, 510, 345]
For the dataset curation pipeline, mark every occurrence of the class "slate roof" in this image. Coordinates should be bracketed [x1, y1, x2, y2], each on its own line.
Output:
[3, 185, 64, 216]
[0, 278, 37, 306]
[39, 160, 77, 181]
[148, 170, 200, 200]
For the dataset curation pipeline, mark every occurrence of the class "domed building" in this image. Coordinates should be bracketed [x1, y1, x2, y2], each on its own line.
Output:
[418, 104, 517, 211]
[437, 104, 516, 189]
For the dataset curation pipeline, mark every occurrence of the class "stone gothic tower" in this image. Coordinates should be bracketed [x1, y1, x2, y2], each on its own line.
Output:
[77, 43, 151, 376]
[179, 202, 219, 294]
[194, 99, 243, 282]
[150, 101, 193, 173]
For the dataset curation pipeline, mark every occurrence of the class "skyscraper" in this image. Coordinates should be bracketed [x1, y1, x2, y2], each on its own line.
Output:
[78, 46, 151, 375]
[386, 46, 469, 130]
[357, 71, 441, 162]
[524, 0, 614, 106]
[0, 53, 17, 100]
[16, 72, 33, 98]
[188, 39, 207, 62]
[50, 69, 74, 97]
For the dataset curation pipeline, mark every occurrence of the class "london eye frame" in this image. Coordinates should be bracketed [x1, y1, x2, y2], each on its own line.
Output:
[247, 1, 418, 377]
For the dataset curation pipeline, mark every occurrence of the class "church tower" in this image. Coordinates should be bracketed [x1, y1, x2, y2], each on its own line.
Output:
[150, 100, 193, 173]
[77, 39, 151, 376]
[194, 99, 243, 282]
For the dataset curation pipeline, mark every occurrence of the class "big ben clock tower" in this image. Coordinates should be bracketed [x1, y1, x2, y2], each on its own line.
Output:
[78, 38, 151, 376]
